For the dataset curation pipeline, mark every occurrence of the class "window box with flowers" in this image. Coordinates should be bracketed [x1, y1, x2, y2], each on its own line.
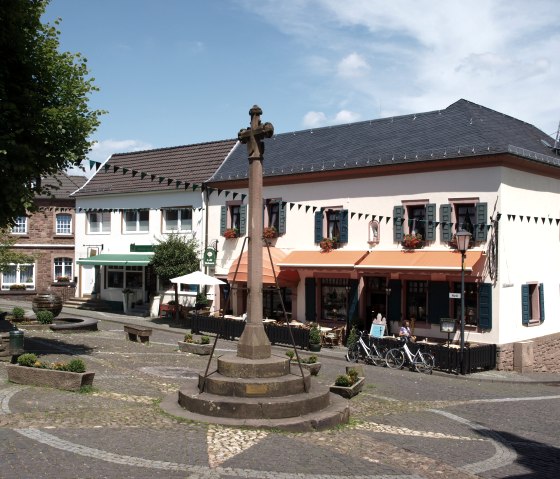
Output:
[56, 276, 70, 283]
[402, 233, 423, 249]
[262, 226, 278, 239]
[223, 228, 239, 239]
[319, 237, 338, 252]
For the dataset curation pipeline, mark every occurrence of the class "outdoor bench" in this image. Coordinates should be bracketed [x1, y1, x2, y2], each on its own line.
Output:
[124, 324, 152, 343]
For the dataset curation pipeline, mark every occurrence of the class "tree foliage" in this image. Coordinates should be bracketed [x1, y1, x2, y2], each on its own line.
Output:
[0, 0, 104, 227]
[0, 229, 34, 272]
[150, 234, 200, 284]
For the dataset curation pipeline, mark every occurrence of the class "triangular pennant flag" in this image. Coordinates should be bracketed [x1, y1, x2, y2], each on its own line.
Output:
[158, 177, 164, 184]
[140, 172, 147, 180]
[122, 168, 129, 175]
[150, 174, 156, 181]
[526, 216, 530, 223]
[241, 193, 246, 201]
[281, 201, 287, 207]
[365, 214, 370, 220]
[496, 213, 502, 221]
[225, 191, 230, 198]
[290, 203, 295, 210]
[298, 204, 302, 210]
[131, 170, 138, 177]
[534, 217, 538, 223]
[541, 217, 545, 224]
[167, 179, 173, 186]
[175, 180, 182, 188]
[312, 207, 317, 213]
[184, 182, 190, 190]
[512, 215, 516, 221]
[351, 212, 356, 219]
[519, 215, 524, 222]
[232, 193, 238, 199]
[549, 218, 553, 224]
[217, 189, 222, 196]
[435, 221, 440, 228]
[113, 166, 120, 173]
[306, 205, 311, 213]
[371, 215, 376, 221]
[104, 164, 110, 173]
[358, 213, 362, 220]
[487, 225, 492, 231]
[556, 219, 560, 226]
[193, 184, 198, 191]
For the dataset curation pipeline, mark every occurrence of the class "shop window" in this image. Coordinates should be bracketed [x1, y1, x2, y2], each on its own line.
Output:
[321, 278, 349, 323]
[11, 216, 28, 234]
[124, 210, 149, 233]
[56, 213, 72, 235]
[406, 280, 428, 322]
[87, 212, 111, 233]
[163, 208, 192, 233]
[453, 282, 479, 326]
[54, 257, 73, 281]
[106, 265, 144, 289]
[263, 286, 291, 319]
[1, 264, 35, 290]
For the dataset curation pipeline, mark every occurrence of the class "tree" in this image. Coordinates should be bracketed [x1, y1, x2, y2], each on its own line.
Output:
[0, 229, 35, 272]
[150, 234, 200, 285]
[0, 0, 104, 227]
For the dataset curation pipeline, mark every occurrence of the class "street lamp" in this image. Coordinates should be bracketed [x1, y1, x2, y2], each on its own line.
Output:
[456, 229, 472, 375]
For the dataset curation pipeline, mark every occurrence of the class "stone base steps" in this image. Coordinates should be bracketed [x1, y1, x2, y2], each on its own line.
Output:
[64, 297, 114, 312]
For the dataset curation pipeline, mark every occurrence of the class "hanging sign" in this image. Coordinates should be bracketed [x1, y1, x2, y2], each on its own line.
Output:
[203, 247, 217, 266]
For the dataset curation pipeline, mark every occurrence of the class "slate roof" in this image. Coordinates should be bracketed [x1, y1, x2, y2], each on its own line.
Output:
[38, 173, 88, 199]
[74, 139, 236, 197]
[210, 99, 560, 182]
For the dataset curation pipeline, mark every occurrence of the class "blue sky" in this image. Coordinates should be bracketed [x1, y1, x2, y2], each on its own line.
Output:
[44, 0, 560, 174]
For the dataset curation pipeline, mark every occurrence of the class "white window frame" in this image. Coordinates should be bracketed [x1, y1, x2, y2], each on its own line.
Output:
[54, 257, 73, 281]
[124, 210, 149, 233]
[12, 216, 28, 234]
[1, 263, 35, 290]
[56, 213, 73, 235]
[87, 212, 111, 234]
[163, 208, 192, 233]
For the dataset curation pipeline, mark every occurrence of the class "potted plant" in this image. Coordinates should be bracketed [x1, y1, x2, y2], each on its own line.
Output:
[195, 292, 209, 310]
[263, 226, 278, 239]
[286, 351, 321, 375]
[319, 237, 337, 252]
[7, 353, 95, 391]
[402, 233, 423, 249]
[178, 333, 213, 355]
[308, 324, 322, 352]
[223, 227, 239, 239]
[329, 367, 365, 398]
[56, 275, 70, 282]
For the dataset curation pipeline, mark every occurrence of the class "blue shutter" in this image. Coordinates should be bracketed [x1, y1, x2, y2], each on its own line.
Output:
[339, 209, 349, 243]
[278, 201, 286, 235]
[478, 283, 492, 329]
[387, 279, 402, 323]
[348, 279, 359, 326]
[425, 203, 436, 241]
[521, 284, 530, 325]
[428, 281, 449, 324]
[393, 206, 404, 242]
[314, 211, 323, 243]
[239, 205, 247, 236]
[539, 283, 545, 322]
[440, 204, 452, 241]
[220, 206, 227, 236]
[475, 202, 488, 242]
[305, 277, 316, 322]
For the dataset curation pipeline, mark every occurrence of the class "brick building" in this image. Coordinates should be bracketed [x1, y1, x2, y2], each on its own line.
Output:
[1, 173, 87, 302]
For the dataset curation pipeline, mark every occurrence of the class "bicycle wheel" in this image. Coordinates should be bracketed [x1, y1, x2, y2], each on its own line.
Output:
[385, 348, 405, 369]
[346, 344, 360, 362]
[371, 346, 388, 367]
[414, 352, 435, 374]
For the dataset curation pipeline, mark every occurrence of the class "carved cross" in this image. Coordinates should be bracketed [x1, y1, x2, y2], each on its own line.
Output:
[238, 105, 274, 159]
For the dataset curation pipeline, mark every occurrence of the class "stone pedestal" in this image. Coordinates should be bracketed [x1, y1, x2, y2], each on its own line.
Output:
[513, 341, 534, 373]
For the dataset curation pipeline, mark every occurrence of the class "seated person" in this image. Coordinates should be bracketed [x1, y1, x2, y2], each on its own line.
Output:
[399, 320, 416, 342]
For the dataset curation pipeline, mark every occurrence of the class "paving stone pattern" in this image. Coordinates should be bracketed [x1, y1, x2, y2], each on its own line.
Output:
[0, 301, 559, 478]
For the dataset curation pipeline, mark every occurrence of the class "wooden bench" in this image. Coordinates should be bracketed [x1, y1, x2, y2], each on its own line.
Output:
[124, 324, 152, 343]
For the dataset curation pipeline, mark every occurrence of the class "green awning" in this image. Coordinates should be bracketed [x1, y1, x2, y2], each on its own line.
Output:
[77, 253, 153, 266]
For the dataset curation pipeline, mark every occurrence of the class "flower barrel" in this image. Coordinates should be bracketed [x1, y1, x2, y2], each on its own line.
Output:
[32, 293, 63, 318]
[329, 377, 365, 399]
[7, 364, 95, 391]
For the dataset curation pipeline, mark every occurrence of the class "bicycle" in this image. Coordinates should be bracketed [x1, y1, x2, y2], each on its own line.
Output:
[385, 337, 435, 374]
[346, 330, 387, 366]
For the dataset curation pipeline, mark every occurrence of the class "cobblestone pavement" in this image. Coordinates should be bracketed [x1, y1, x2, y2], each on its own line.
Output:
[0, 302, 559, 478]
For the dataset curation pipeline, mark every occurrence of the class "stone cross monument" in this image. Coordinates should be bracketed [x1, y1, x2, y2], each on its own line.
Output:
[236, 105, 274, 359]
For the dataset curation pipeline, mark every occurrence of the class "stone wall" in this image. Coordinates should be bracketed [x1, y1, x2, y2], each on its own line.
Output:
[496, 332, 560, 373]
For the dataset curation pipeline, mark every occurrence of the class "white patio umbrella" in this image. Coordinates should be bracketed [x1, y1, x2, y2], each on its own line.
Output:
[170, 271, 225, 286]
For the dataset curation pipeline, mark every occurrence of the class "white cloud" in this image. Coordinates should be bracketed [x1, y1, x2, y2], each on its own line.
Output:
[302, 111, 327, 128]
[337, 52, 371, 78]
[302, 110, 360, 128]
[78, 139, 153, 177]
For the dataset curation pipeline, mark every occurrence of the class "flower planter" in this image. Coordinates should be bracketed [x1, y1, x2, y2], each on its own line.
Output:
[292, 361, 321, 376]
[329, 376, 365, 399]
[308, 342, 322, 352]
[177, 341, 213, 355]
[31, 293, 63, 318]
[7, 364, 95, 391]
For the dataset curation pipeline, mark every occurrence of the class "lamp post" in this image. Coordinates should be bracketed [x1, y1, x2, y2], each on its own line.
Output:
[385, 286, 392, 335]
[456, 229, 472, 375]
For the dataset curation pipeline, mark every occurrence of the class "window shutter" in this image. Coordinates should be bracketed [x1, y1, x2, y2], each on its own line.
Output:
[387, 279, 402, 323]
[220, 206, 227, 236]
[475, 202, 488, 242]
[478, 283, 492, 329]
[314, 211, 323, 243]
[393, 206, 404, 242]
[440, 204, 452, 242]
[425, 203, 436, 241]
[239, 205, 247, 236]
[521, 284, 530, 325]
[428, 281, 449, 324]
[305, 277, 316, 322]
[539, 283, 545, 322]
[348, 279, 359, 326]
[339, 209, 349, 243]
[278, 201, 286, 235]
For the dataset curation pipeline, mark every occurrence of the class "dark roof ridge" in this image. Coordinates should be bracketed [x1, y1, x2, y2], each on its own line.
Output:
[110, 138, 237, 158]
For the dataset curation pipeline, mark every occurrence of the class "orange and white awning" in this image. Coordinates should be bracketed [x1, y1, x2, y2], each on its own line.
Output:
[355, 250, 485, 272]
[278, 250, 369, 269]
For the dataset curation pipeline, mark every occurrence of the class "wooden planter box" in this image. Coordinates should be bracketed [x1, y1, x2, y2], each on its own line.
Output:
[7, 364, 95, 391]
[292, 361, 321, 376]
[177, 341, 212, 355]
[329, 376, 365, 399]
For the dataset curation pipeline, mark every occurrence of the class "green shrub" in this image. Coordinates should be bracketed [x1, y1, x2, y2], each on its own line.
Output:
[347, 368, 359, 383]
[285, 350, 295, 360]
[200, 335, 210, 345]
[17, 353, 38, 367]
[308, 324, 321, 345]
[12, 307, 25, 321]
[184, 333, 193, 343]
[36, 310, 54, 324]
[305, 355, 317, 364]
[66, 358, 86, 373]
[334, 374, 352, 387]
[346, 326, 359, 350]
